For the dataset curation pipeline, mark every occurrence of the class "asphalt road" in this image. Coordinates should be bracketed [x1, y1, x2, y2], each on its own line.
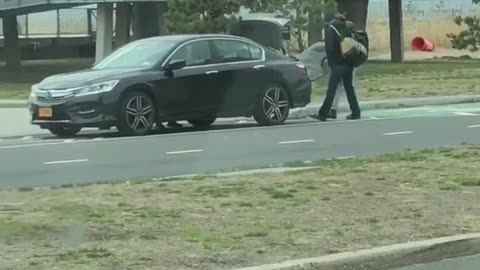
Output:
[1, 113, 480, 189]
[392, 254, 480, 270]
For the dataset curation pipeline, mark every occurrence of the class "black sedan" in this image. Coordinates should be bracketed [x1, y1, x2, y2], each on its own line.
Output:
[28, 34, 311, 137]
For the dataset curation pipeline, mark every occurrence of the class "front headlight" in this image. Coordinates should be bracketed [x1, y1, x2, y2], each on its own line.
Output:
[72, 80, 119, 97]
[29, 84, 38, 99]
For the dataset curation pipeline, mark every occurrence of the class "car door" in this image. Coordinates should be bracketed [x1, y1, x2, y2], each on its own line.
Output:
[156, 40, 221, 118]
[210, 39, 269, 114]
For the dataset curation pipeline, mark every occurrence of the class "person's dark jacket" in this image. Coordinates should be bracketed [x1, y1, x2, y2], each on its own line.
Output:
[325, 18, 349, 66]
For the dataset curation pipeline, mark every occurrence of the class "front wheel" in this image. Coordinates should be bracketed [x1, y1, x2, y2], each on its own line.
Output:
[48, 126, 81, 137]
[253, 85, 290, 126]
[117, 91, 156, 136]
[187, 117, 216, 128]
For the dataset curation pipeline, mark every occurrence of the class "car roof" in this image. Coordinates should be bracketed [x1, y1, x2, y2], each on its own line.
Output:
[235, 17, 290, 26]
[139, 34, 257, 44]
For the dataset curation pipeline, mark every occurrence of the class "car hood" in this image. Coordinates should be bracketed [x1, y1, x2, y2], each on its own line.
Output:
[38, 68, 144, 90]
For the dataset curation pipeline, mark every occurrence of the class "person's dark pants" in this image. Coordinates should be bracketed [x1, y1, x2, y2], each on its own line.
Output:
[318, 64, 360, 118]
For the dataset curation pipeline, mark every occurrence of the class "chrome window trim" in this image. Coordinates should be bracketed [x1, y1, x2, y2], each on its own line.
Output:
[161, 37, 266, 70]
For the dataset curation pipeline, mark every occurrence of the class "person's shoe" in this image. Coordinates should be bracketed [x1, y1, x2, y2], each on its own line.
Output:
[310, 114, 328, 121]
[167, 121, 183, 128]
[328, 109, 337, 119]
[346, 114, 361, 120]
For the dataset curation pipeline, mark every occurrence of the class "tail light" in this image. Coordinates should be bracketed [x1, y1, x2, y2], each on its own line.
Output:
[296, 63, 307, 78]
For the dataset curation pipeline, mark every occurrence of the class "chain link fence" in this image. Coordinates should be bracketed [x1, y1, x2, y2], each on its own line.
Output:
[368, 0, 480, 19]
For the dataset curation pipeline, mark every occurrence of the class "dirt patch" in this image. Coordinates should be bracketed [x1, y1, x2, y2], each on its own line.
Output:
[1, 145, 480, 269]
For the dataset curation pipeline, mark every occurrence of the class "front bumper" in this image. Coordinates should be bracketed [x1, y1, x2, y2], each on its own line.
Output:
[29, 93, 118, 128]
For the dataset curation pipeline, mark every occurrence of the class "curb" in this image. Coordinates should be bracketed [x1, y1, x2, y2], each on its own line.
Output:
[0, 101, 27, 108]
[233, 233, 480, 270]
[288, 95, 480, 119]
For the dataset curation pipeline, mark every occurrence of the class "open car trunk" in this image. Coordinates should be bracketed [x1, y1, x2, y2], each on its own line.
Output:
[297, 42, 329, 81]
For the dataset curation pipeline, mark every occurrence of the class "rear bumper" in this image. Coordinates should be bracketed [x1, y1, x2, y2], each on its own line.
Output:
[29, 93, 118, 128]
[292, 80, 312, 107]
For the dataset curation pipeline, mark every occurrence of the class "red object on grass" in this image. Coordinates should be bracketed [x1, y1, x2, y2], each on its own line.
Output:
[411, 37, 435, 51]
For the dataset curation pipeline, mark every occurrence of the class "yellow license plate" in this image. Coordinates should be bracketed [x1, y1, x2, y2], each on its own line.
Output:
[38, 107, 53, 118]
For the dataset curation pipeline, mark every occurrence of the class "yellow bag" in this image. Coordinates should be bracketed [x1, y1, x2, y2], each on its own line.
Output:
[329, 24, 368, 66]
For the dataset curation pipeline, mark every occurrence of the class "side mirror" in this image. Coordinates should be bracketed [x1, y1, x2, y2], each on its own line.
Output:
[165, 59, 186, 71]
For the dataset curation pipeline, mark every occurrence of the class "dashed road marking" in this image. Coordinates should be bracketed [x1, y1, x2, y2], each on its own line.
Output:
[166, 149, 204, 155]
[454, 112, 477, 116]
[383, 131, 413, 136]
[335, 155, 357, 160]
[467, 125, 480, 128]
[43, 159, 89, 165]
[278, 139, 315, 145]
[21, 136, 33, 140]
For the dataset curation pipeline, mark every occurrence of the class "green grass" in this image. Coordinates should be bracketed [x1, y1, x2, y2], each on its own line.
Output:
[1, 58, 479, 101]
[311, 59, 480, 101]
[0, 59, 93, 99]
[2, 144, 480, 269]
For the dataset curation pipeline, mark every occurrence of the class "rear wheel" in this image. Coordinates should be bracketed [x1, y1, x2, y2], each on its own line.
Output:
[117, 91, 156, 136]
[187, 117, 216, 128]
[253, 85, 290, 125]
[48, 126, 81, 137]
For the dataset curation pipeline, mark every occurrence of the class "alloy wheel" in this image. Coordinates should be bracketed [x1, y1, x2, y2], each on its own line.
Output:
[125, 95, 155, 133]
[262, 87, 289, 122]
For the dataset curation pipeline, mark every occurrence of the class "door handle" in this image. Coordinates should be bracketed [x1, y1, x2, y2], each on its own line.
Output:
[253, 65, 265, 70]
[205, 70, 219, 74]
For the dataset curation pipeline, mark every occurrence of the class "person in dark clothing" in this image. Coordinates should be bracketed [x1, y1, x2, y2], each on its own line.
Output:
[316, 13, 361, 121]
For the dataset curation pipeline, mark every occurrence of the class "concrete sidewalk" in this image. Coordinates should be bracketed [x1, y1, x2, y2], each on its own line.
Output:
[0, 99, 27, 108]
[289, 95, 480, 119]
[2, 95, 480, 138]
[2, 95, 480, 112]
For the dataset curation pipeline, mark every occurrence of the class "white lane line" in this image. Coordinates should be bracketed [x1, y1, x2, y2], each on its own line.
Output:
[43, 159, 89, 165]
[383, 131, 414, 136]
[278, 139, 315, 145]
[454, 112, 477, 116]
[467, 124, 480, 128]
[335, 155, 357, 160]
[166, 149, 204, 155]
[21, 136, 33, 140]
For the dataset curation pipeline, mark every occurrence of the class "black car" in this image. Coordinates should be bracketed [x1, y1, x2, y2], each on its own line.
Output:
[28, 34, 311, 137]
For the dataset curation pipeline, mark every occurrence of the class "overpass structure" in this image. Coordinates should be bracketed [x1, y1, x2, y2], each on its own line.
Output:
[0, 0, 406, 66]
[0, 0, 168, 68]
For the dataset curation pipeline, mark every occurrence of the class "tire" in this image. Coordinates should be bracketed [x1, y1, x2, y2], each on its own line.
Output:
[117, 91, 156, 136]
[48, 126, 81, 137]
[188, 117, 216, 128]
[253, 84, 290, 126]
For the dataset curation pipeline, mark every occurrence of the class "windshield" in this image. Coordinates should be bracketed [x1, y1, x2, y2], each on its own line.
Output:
[93, 38, 179, 69]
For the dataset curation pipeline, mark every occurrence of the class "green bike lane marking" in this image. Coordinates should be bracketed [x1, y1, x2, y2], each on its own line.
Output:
[362, 103, 480, 119]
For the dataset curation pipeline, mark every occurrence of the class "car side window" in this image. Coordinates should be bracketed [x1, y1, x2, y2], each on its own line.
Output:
[213, 40, 256, 63]
[248, 44, 263, 60]
[169, 40, 212, 67]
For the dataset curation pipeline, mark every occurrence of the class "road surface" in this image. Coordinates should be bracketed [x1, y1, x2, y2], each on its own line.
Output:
[392, 254, 480, 270]
[0, 110, 479, 189]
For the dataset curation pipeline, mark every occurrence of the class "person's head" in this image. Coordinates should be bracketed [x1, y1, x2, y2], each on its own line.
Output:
[335, 12, 346, 21]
